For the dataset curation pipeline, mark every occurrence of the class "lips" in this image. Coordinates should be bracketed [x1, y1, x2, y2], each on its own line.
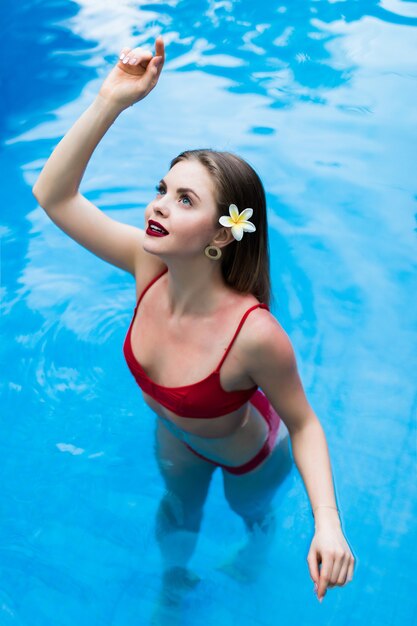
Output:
[146, 219, 169, 237]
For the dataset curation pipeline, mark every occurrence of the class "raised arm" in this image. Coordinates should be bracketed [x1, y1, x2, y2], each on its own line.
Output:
[32, 36, 165, 276]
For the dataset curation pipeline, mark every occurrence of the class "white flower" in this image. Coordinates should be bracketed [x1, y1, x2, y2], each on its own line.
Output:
[218, 204, 256, 241]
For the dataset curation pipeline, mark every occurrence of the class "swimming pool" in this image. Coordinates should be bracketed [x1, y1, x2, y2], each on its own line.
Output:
[1, 0, 417, 624]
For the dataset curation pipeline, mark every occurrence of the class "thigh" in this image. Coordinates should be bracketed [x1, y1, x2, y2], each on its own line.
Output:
[154, 418, 217, 507]
[222, 418, 293, 519]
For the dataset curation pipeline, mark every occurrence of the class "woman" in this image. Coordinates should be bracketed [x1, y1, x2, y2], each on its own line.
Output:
[32, 35, 355, 605]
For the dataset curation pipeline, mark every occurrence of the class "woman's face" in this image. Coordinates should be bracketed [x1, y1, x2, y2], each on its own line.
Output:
[143, 159, 221, 258]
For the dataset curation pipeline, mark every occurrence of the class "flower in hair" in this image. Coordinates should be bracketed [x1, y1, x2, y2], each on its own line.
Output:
[218, 204, 256, 241]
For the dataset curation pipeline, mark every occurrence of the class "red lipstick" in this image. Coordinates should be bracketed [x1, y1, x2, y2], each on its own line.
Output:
[146, 220, 169, 237]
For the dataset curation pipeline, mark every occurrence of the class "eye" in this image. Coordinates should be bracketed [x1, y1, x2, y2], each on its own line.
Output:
[155, 184, 165, 195]
[180, 194, 192, 206]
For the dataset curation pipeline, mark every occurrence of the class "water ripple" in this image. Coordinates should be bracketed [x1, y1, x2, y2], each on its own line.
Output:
[2, 1, 417, 623]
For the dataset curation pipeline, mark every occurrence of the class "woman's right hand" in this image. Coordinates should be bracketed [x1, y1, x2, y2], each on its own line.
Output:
[98, 36, 165, 111]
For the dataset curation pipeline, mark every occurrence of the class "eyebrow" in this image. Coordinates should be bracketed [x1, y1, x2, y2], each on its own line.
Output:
[160, 179, 201, 202]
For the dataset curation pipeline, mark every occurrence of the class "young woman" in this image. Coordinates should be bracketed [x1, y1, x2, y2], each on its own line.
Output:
[32, 35, 354, 604]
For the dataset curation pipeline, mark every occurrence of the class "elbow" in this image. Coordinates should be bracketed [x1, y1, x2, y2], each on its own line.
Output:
[32, 184, 43, 206]
[32, 183, 76, 211]
[287, 410, 321, 438]
[32, 184, 53, 211]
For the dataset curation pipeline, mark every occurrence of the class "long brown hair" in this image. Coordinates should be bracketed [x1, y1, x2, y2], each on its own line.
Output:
[169, 149, 271, 307]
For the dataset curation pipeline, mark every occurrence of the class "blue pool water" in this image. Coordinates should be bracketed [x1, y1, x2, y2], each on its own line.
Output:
[1, 1, 417, 624]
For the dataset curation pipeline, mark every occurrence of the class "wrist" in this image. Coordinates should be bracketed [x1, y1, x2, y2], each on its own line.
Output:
[93, 93, 126, 119]
[312, 506, 341, 529]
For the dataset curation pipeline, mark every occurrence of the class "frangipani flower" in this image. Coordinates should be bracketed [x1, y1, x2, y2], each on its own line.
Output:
[218, 204, 256, 241]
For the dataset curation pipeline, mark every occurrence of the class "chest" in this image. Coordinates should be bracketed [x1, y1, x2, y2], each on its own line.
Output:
[129, 290, 256, 390]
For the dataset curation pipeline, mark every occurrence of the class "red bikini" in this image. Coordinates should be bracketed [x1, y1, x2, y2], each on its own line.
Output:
[123, 268, 268, 418]
[123, 268, 281, 474]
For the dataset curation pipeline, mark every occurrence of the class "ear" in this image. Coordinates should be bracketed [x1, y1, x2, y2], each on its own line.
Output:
[211, 227, 235, 250]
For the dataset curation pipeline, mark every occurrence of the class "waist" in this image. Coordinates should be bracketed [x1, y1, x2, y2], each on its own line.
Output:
[154, 394, 271, 466]
[144, 390, 249, 436]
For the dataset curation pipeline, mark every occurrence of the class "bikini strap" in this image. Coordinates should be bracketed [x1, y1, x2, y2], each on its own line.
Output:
[214, 302, 269, 372]
[135, 267, 168, 310]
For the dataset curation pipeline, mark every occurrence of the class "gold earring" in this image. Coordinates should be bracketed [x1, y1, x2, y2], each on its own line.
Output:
[204, 245, 222, 260]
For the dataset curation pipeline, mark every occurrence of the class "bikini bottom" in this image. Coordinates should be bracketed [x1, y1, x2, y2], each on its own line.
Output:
[183, 389, 281, 475]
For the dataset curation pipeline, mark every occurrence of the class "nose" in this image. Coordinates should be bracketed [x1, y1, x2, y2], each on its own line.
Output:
[153, 197, 169, 217]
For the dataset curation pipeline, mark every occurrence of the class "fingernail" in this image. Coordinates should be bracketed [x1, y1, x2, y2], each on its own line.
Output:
[128, 57, 137, 65]
[119, 53, 125, 60]
[123, 57, 130, 64]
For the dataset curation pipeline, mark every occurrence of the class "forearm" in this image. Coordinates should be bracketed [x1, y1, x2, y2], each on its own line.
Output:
[32, 94, 123, 208]
[290, 418, 341, 529]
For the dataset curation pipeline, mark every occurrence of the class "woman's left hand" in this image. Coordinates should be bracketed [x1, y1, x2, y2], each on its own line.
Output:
[307, 521, 355, 602]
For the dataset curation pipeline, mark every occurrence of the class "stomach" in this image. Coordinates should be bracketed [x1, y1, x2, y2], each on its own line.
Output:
[143, 392, 270, 466]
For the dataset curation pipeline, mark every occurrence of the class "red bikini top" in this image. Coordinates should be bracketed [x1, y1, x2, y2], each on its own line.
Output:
[123, 268, 269, 418]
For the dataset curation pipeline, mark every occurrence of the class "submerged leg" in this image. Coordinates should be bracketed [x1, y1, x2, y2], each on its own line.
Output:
[219, 417, 292, 582]
[153, 419, 216, 608]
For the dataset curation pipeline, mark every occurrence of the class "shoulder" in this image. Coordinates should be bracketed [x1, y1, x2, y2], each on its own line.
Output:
[240, 305, 297, 375]
[240, 305, 314, 433]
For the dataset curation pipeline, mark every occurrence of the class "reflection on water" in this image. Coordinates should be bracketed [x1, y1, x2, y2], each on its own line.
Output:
[1, 0, 417, 624]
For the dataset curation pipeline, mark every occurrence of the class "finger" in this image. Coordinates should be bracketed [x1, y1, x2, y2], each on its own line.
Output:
[151, 55, 163, 75]
[119, 49, 141, 66]
[346, 557, 355, 583]
[155, 35, 165, 61]
[125, 47, 153, 68]
[329, 553, 345, 587]
[140, 55, 163, 96]
[306, 552, 320, 585]
[318, 556, 333, 600]
[118, 47, 132, 62]
[118, 47, 152, 67]
[337, 559, 350, 586]
[139, 52, 154, 69]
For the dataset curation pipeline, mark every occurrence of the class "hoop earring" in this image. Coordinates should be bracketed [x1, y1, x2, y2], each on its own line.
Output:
[204, 245, 222, 260]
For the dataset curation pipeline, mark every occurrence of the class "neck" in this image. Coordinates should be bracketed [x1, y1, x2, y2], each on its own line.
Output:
[160, 255, 226, 317]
